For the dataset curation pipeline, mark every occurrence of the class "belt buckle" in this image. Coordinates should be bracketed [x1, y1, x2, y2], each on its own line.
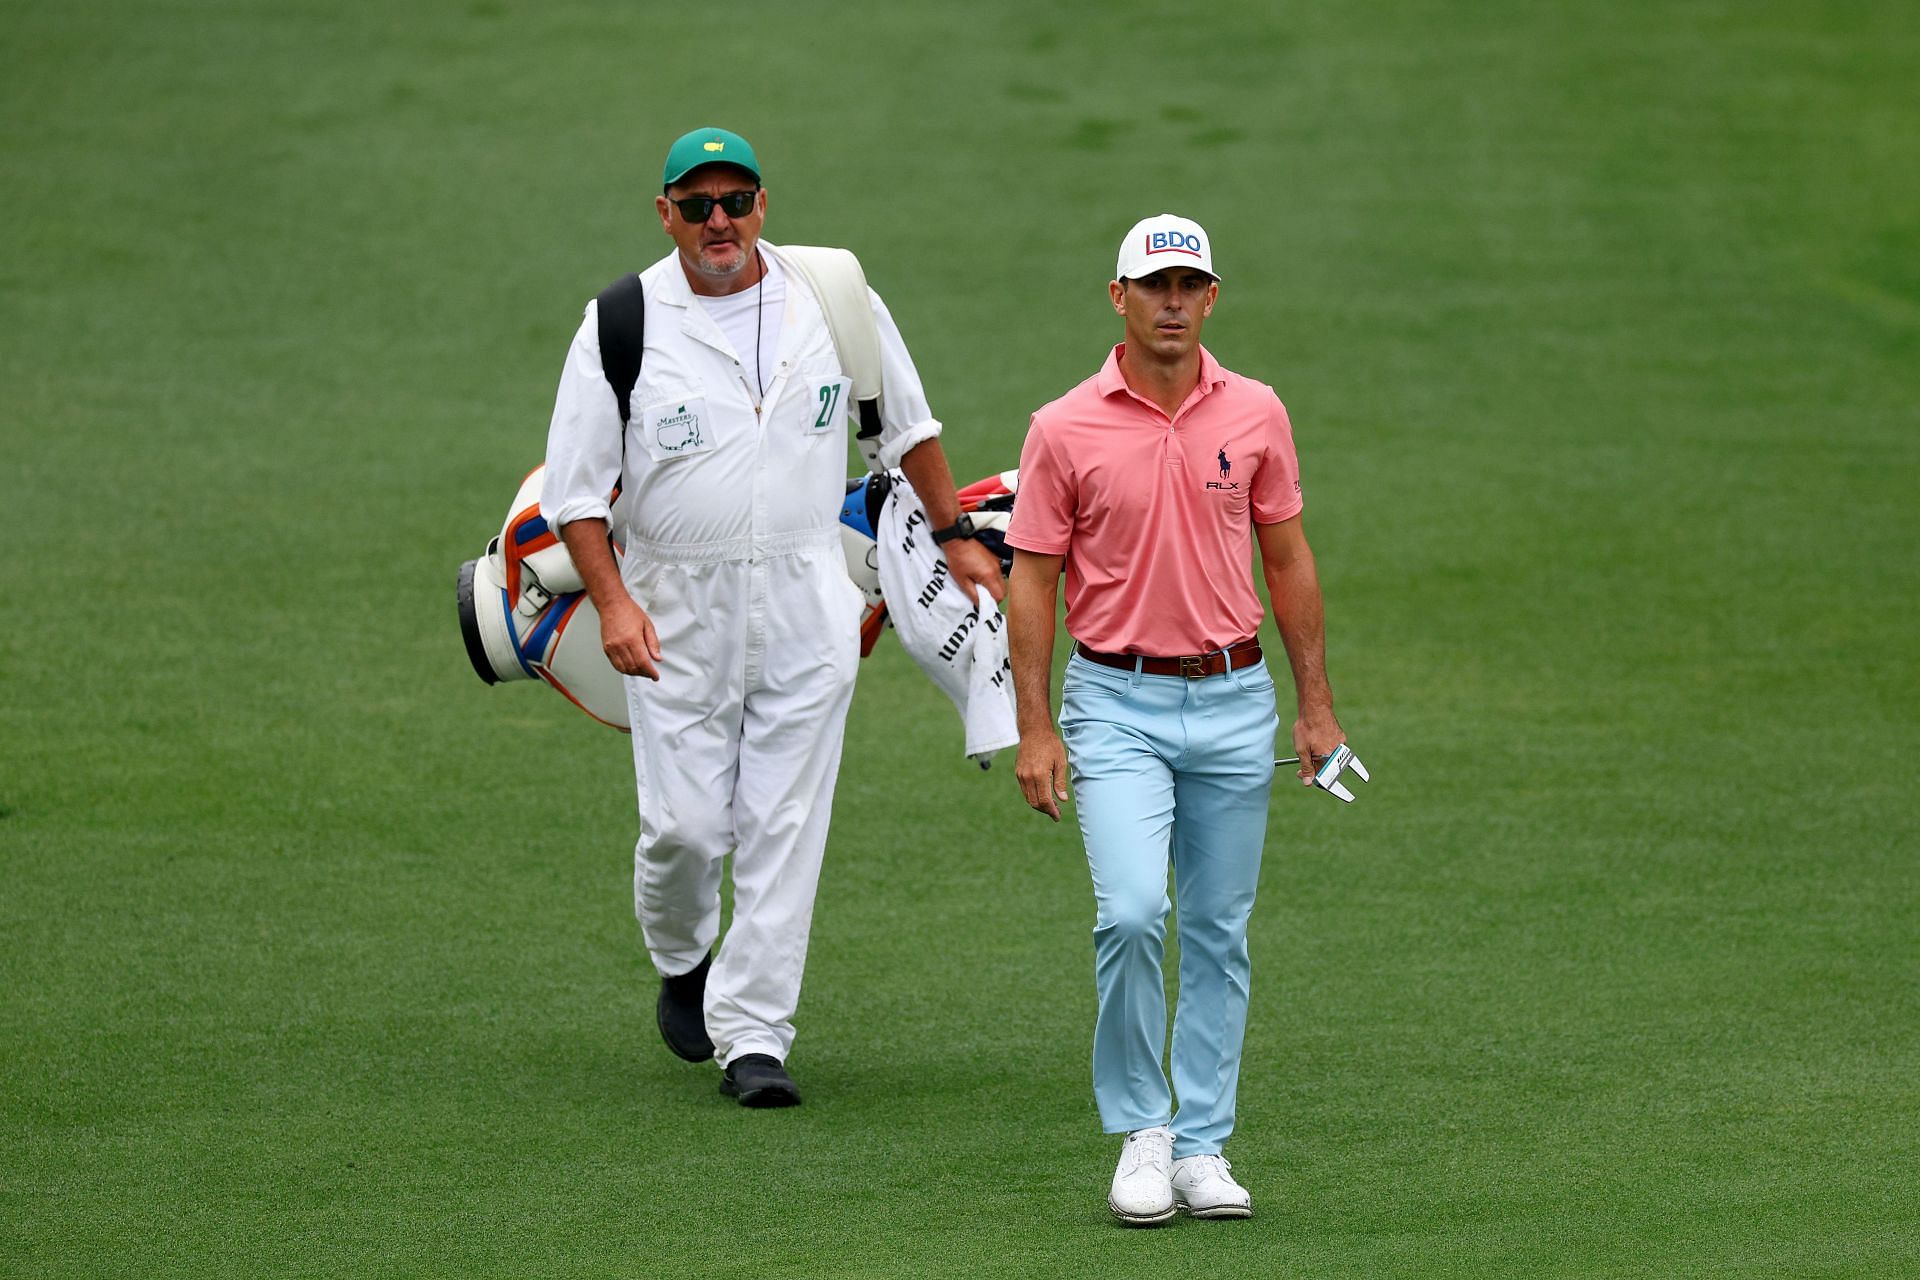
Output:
[1178, 655, 1206, 679]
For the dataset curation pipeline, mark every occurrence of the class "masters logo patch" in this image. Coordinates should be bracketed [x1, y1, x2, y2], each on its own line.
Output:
[656, 404, 702, 452]
[641, 396, 715, 461]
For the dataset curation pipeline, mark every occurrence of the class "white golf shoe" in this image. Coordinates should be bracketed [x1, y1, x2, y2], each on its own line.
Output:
[1170, 1153, 1253, 1219]
[1108, 1126, 1176, 1226]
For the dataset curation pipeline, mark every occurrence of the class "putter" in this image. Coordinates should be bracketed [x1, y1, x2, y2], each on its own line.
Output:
[1274, 744, 1371, 803]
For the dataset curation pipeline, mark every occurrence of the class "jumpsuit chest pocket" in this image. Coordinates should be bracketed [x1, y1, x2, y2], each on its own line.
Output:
[806, 376, 852, 435]
[639, 394, 717, 462]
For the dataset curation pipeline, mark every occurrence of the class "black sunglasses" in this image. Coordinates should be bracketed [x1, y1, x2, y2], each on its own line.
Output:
[668, 189, 759, 223]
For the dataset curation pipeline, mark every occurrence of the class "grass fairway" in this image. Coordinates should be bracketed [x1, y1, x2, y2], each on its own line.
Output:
[4, 1, 1917, 1275]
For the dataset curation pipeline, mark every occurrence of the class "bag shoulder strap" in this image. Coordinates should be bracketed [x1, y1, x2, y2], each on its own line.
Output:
[777, 246, 887, 460]
[595, 255, 890, 466]
[594, 273, 647, 424]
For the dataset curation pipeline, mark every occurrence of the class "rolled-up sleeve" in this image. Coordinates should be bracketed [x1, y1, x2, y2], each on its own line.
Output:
[540, 300, 624, 532]
[867, 287, 943, 471]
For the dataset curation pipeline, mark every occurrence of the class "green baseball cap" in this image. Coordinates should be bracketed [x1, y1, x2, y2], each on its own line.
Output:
[661, 127, 761, 189]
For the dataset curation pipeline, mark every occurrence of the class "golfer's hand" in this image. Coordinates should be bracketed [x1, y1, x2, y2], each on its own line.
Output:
[945, 538, 1007, 606]
[1016, 728, 1071, 821]
[601, 597, 662, 681]
[1292, 710, 1345, 786]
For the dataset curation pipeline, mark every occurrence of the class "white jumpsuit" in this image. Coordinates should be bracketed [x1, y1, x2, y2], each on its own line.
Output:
[540, 243, 941, 1067]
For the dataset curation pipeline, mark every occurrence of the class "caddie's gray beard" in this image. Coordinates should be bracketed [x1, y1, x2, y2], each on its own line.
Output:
[691, 243, 751, 280]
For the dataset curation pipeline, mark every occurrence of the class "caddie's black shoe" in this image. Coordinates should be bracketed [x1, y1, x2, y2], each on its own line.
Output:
[656, 954, 714, 1062]
[719, 1054, 802, 1108]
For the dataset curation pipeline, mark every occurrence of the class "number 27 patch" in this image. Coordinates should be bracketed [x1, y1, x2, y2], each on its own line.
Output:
[810, 376, 852, 433]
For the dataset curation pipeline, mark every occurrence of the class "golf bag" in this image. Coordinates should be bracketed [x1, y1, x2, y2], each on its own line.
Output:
[456, 466, 630, 729]
[457, 466, 1020, 731]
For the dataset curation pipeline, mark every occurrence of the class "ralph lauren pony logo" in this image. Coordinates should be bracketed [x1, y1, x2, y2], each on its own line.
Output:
[1205, 446, 1240, 492]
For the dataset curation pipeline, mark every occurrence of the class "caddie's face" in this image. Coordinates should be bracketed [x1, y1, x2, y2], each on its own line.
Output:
[1110, 267, 1218, 361]
[655, 164, 767, 287]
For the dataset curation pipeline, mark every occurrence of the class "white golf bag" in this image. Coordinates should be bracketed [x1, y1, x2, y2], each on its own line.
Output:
[455, 466, 631, 729]
[457, 466, 1018, 732]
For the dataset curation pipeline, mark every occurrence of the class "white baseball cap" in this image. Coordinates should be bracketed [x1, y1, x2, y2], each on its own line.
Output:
[1114, 214, 1219, 282]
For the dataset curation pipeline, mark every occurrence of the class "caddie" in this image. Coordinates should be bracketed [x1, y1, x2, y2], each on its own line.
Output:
[541, 127, 1003, 1107]
[1006, 215, 1346, 1220]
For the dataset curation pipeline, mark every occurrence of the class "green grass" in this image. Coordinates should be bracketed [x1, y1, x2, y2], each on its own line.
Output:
[4, 1, 1917, 1275]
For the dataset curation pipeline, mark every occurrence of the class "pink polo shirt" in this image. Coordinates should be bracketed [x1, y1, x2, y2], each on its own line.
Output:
[1005, 344, 1302, 656]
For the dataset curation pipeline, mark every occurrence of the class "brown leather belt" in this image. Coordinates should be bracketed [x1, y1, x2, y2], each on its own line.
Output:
[1074, 639, 1262, 680]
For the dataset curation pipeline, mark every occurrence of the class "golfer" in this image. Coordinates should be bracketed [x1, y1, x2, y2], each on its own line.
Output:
[1006, 215, 1345, 1223]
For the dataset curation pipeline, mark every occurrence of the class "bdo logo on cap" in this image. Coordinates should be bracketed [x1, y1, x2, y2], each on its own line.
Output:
[1146, 230, 1204, 256]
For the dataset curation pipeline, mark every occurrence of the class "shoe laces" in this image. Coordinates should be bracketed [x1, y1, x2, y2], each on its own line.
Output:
[1119, 1128, 1172, 1177]
[1181, 1153, 1234, 1185]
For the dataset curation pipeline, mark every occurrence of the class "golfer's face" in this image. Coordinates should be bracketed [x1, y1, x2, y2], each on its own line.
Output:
[1114, 267, 1217, 360]
[657, 164, 767, 285]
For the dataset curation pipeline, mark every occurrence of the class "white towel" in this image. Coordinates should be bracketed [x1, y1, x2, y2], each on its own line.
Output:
[874, 474, 1020, 767]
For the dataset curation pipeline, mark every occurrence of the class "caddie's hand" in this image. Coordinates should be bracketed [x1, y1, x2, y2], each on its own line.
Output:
[1015, 728, 1071, 822]
[1293, 710, 1345, 786]
[945, 538, 1007, 605]
[601, 597, 662, 681]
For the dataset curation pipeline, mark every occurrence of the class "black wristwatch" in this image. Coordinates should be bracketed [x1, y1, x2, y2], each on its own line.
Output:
[930, 513, 978, 546]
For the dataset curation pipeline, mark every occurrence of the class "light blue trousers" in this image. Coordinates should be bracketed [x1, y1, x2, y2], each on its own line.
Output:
[1059, 651, 1278, 1159]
